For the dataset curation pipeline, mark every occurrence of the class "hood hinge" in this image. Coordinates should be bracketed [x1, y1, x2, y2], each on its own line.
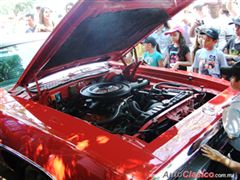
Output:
[33, 75, 42, 97]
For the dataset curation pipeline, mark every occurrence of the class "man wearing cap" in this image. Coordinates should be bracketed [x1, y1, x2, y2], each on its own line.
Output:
[220, 61, 240, 162]
[223, 17, 240, 65]
[192, 27, 228, 78]
[142, 37, 164, 67]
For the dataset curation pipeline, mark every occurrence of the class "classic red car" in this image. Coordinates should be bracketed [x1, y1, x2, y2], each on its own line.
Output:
[0, 0, 237, 179]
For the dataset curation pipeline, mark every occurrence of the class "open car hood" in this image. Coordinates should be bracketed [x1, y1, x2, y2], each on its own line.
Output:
[15, 0, 192, 88]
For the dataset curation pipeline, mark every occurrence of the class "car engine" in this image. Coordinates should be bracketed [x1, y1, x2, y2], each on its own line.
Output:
[50, 71, 214, 143]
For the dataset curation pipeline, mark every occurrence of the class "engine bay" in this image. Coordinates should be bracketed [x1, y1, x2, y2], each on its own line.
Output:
[44, 68, 215, 143]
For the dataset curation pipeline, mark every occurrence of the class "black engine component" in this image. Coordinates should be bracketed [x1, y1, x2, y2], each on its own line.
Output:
[78, 79, 195, 132]
[80, 82, 131, 100]
[52, 78, 214, 143]
[80, 78, 149, 101]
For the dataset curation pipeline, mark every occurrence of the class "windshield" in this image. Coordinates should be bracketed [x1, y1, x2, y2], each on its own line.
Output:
[0, 40, 44, 90]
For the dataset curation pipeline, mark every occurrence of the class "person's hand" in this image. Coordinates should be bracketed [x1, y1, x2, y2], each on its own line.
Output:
[201, 144, 225, 162]
[232, 55, 240, 63]
[38, 24, 46, 31]
[193, 19, 203, 28]
[228, 54, 239, 60]
[172, 62, 179, 70]
[141, 59, 149, 66]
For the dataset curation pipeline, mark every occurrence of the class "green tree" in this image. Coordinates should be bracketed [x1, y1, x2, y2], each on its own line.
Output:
[0, 0, 36, 16]
[14, 1, 34, 16]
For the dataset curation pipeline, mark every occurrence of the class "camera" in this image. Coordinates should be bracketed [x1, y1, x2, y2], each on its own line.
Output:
[197, 19, 204, 25]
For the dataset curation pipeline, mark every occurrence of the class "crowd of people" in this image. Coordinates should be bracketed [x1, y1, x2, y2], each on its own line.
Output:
[138, 1, 240, 175]
[138, 1, 240, 79]
[0, 2, 75, 34]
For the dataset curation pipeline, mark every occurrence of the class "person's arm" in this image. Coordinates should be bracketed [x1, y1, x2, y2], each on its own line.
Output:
[224, 44, 239, 62]
[225, 54, 240, 61]
[163, 51, 170, 67]
[157, 53, 164, 67]
[158, 60, 164, 67]
[44, 26, 54, 32]
[36, 24, 50, 32]
[189, 20, 202, 38]
[192, 50, 200, 73]
[233, 56, 240, 62]
[36, 23, 54, 32]
[219, 51, 228, 68]
[223, 39, 230, 54]
[201, 144, 240, 173]
[223, 107, 240, 139]
[141, 52, 151, 66]
[192, 68, 198, 73]
[172, 50, 192, 70]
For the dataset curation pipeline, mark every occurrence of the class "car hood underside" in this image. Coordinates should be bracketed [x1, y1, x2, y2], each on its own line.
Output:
[14, 0, 193, 89]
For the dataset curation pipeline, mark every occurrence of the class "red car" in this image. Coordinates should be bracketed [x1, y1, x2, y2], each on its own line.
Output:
[0, 0, 237, 179]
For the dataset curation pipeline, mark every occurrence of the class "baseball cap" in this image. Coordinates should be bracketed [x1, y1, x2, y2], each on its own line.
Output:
[200, 28, 219, 40]
[165, 26, 184, 35]
[229, 17, 240, 26]
[220, 61, 240, 78]
[143, 36, 157, 47]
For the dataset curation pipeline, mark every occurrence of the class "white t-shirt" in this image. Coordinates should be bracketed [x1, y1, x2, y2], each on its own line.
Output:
[192, 48, 228, 78]
[223, 93, 240, 151]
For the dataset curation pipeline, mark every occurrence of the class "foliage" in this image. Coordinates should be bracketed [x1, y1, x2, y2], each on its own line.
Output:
[0, 0, 36, 16]
[14, 2, 34, 16]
